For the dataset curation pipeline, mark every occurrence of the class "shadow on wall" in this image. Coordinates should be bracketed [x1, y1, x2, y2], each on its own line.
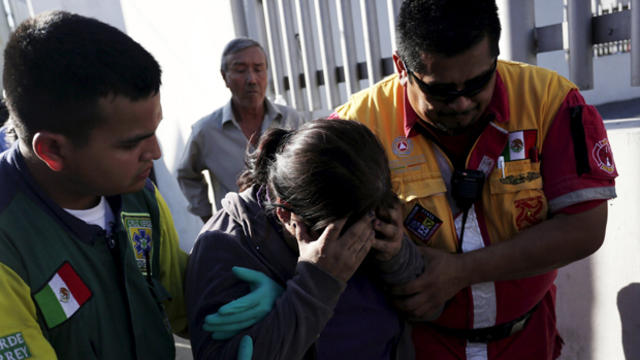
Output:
[555, 258, 594, 359]
[618, 283, 640, 359]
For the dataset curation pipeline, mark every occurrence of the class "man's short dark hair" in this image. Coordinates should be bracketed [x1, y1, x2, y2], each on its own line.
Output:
[397, 0, 501, 73]
[220, 37, 267, 73]
[3, 11, 162, 146]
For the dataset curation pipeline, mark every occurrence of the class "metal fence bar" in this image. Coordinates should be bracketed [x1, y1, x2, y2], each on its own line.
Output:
[262, 0, 287, 103]
[498, 0, 536, 64]
[229, 0, 248, 37]
[592, 10, 630, 43]
[386, 0, 401, 51]
[314, 0, 340, 109]
[276, 0, 304, 110]
[294, 0, 320, 109]
[24, 0, 33, 17]
[7, 0, 30, 24]
[244, 0, 266, 46]
[632, 0, 640, 86]
[336, 0, 359, 97]
[1, 0, 15, 30]
[535, 23, 564, 53]
[0, 0, 13, 91]
[247, 0, 636, 108]
[567, 0, 594, 89]
[244, 1, 277, 98]
[360, 0, 382, 84]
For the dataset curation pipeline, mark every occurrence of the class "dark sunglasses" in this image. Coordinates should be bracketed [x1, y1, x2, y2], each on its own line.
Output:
[406, 59, 497, 103]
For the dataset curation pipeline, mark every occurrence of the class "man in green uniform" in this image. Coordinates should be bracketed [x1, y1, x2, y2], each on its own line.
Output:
[0, 11, 188, 359]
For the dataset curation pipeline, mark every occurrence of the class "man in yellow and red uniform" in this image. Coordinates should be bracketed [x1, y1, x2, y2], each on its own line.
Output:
[333, 0, 616, 359]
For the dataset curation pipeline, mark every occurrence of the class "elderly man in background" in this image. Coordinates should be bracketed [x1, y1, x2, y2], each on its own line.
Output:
[177, 38, 305, 223]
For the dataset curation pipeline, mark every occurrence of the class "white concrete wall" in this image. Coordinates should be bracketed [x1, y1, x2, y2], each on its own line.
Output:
[117, 0, 237, 252]
[556, 120, 640, 360]
[532, 2, 640, 357]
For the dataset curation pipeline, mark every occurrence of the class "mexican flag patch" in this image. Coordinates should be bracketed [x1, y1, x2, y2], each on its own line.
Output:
[33, 262, 91, 329]
[502, 130, 537, 161]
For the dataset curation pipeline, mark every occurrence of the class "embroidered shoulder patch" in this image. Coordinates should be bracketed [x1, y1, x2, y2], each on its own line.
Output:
[33, 262, 92, 329]
[499, 172, 541, 185]
[592, 138, 615, 174]
[392, 136, 413, 157]
[404, 203, 442, 244]
[0, 332, 31, 359]
[121, 212, 153, 276]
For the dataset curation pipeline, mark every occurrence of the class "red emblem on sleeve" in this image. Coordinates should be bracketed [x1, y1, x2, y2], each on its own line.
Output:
[592, 139, 615, 174]
[514, 196, 545, 230]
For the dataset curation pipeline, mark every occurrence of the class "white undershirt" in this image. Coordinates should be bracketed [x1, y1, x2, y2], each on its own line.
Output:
[64, 196, 115, 235]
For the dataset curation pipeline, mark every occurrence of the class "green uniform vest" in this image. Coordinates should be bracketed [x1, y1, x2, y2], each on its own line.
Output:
[0, 180, 175, 359]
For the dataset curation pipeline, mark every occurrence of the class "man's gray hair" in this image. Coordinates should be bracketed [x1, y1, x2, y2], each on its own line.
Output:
[220, 37, 267, 72]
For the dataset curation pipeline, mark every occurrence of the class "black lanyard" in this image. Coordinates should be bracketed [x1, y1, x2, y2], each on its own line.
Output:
[413, 122, 485, 251]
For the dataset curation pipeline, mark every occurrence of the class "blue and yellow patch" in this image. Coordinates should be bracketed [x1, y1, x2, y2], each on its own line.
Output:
[121, 212, 153, 276]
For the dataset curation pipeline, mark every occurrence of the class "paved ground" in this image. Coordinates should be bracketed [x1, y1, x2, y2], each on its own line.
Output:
[175, 336, 193, 360]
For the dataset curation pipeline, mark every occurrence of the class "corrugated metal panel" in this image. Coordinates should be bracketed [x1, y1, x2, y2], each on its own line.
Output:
[277, 0, 304, 110]
[336, 0, 359, 97]
[360, 0, 382, 85]
[632, 0, 640, 86]
[314, 0, 340, 109]
[567, 0, 594, 89]
[294, 0, 320, 110]
[231, 0, 638, 110]
[230, 0, 248, 37]
[262, 0, 288, 102]
[387, 0, 401, 51]
[498, 0, 536, 64]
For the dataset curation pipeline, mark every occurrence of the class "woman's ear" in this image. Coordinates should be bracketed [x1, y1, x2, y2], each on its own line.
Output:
[32, 132, 68, 172]
[275, 206, 291, 225]
[276, 206, 301, 248]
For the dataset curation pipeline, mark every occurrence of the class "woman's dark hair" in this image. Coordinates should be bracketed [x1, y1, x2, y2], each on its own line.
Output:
[237, 119, 395, 232]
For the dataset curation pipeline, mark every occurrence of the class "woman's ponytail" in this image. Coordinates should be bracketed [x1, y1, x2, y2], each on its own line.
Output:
[236, 127, 293, 192]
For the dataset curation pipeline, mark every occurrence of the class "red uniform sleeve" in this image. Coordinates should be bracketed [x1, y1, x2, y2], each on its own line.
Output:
[541, 89, 617, 214]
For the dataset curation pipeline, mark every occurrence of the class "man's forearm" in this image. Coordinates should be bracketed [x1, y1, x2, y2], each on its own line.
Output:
[458, 202, 608, 287]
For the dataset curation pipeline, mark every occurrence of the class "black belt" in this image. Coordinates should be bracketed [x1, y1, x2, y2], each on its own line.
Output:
[427, 304, 537, 343]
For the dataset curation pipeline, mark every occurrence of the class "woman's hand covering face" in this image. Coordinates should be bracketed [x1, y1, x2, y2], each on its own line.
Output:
[371, 202, 406, 262]
[294, 213, 375, 283]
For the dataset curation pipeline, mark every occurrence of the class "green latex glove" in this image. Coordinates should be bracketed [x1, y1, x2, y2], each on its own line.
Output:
[203, 266, 284, 340]
[237, 335, 253, 360]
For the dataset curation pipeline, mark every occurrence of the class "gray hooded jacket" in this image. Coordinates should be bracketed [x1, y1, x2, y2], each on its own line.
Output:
[185, 185, 422, 359]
